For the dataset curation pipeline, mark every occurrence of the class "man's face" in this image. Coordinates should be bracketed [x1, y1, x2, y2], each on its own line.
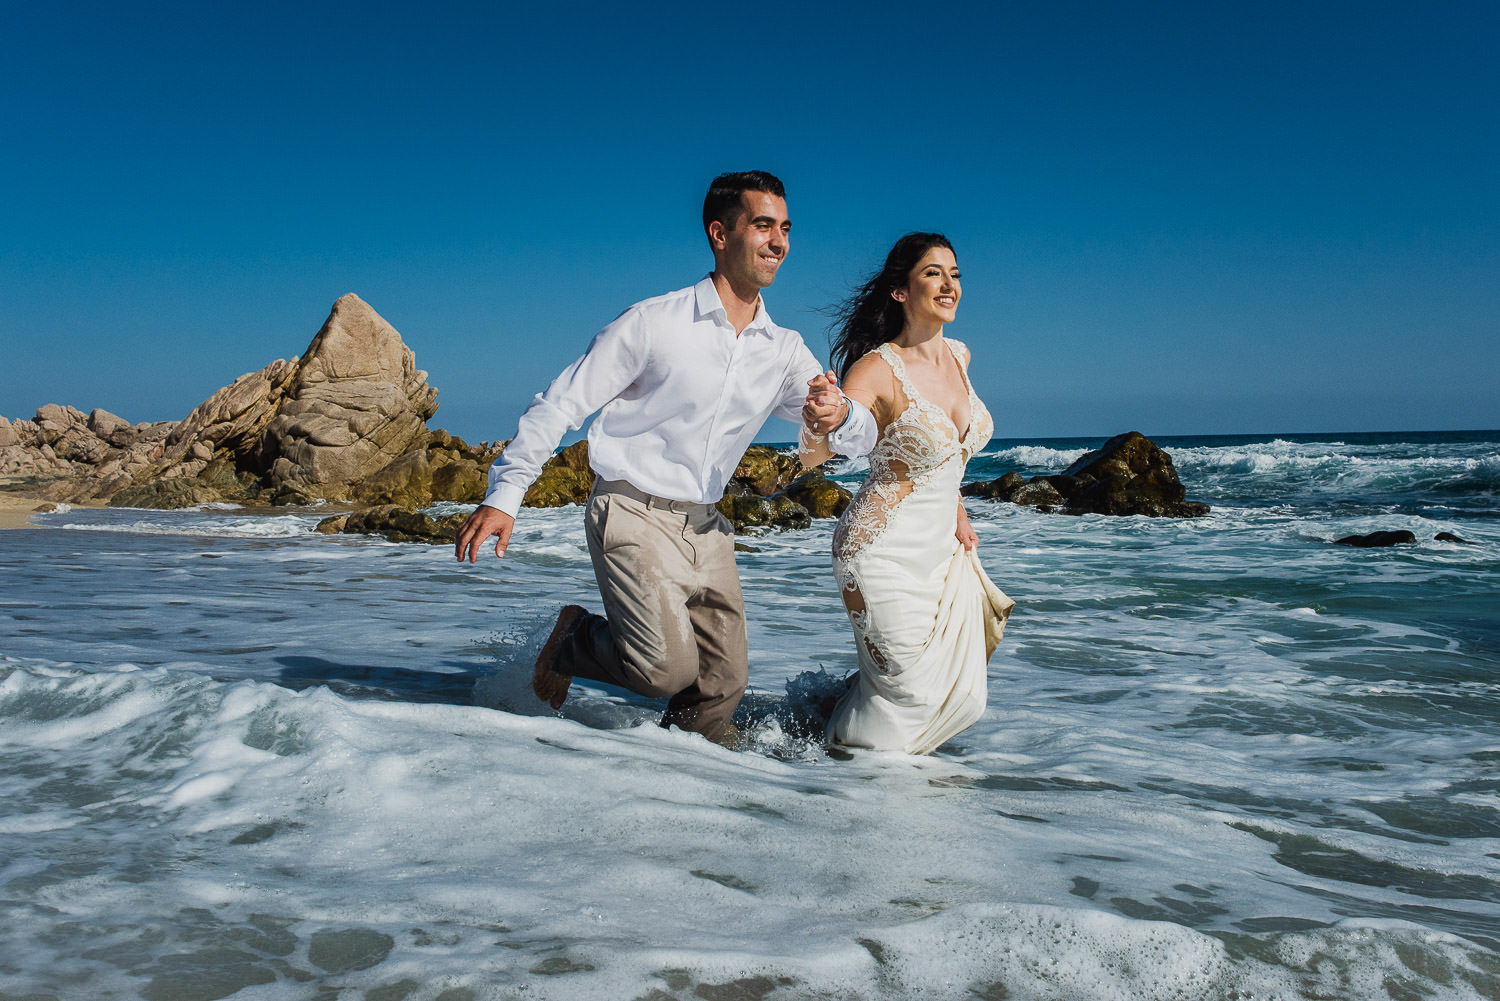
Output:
[712, 190, 791, 291]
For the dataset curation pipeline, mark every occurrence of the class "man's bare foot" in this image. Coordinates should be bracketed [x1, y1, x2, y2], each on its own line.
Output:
[534, 605, 586, 710]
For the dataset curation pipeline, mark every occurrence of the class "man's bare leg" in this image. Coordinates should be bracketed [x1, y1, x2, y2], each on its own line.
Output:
[534, 605, 587, 709]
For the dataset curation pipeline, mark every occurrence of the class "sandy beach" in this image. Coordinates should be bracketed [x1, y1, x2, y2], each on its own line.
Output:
[0, 494, 105, 529]
[0, 496, 44, 530]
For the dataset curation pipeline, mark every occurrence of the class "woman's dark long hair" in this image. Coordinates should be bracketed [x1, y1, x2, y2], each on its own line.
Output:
[829, 232, 954, 381]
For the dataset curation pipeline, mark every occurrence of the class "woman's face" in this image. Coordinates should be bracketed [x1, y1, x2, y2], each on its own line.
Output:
[895, 246, 961, 327]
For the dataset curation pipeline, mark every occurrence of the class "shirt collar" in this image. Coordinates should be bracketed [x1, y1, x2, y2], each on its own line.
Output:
[695, 274, 775, 336]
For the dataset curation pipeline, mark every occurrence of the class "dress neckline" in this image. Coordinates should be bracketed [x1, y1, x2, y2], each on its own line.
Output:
[877, 340, 976, 444]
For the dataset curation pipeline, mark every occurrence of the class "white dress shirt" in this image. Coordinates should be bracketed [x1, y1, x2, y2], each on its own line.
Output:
[482, 275, 875, 516]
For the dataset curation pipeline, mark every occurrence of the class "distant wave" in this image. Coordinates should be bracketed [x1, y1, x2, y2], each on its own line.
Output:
[1172, 439, 1500, 504]
[53, 517, 317, 539]
[985, 445, 1091, 470]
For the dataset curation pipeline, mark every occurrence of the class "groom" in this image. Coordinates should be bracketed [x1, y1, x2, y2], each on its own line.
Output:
[455, 171, 874, 742]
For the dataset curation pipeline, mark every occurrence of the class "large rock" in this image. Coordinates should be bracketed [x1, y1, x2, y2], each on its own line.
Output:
[153, 358, 301, 480]
[5, 294, 451, 508]
[1051, 432, 1208, 517]
[258, 294, 438, 499]
[104, 293, 440, 508]
[959, 433, 1207, 517]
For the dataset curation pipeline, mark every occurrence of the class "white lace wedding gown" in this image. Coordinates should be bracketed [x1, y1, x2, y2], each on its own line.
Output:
[826, 339, 1014, 754]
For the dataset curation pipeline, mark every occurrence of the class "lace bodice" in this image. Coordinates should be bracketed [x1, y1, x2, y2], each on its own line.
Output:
[834, 339, 993, 563]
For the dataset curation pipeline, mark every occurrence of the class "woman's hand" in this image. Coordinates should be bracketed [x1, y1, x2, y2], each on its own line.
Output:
[955, 502, 978, 551]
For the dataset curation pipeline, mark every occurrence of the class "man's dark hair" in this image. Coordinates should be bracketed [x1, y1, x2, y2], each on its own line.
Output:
[702, 171, 786, 237]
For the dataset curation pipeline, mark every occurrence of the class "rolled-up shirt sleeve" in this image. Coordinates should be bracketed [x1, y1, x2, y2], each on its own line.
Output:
[481, 310, 649, 517]
[827, 396, 877, 457]
[777, 342, 877, 457]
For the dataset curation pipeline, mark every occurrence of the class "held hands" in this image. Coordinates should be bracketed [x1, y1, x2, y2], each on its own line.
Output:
[803, 370, 848, 436]
[455, 505, 515, 562]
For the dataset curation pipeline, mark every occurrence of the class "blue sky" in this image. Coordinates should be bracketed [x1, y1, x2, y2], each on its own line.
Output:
[2, 1, 1496, 443]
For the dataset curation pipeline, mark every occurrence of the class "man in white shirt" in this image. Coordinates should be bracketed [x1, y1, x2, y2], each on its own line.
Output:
[455, 171, 874, 742]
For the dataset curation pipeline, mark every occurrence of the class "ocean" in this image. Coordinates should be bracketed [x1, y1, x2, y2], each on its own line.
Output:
[1, 430, 1497, 1000]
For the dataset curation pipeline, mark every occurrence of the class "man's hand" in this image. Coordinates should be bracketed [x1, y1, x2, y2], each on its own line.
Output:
[455, 505, 516, 563]
[803, 369, 848, 435]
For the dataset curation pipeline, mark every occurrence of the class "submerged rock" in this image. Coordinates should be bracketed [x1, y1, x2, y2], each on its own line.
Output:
[338, 505, 466, 544]
[1011, 479, 1065, 512]
[1335, 530, 1418, 548]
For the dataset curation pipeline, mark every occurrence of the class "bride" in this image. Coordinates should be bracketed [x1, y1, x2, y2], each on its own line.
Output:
[799, 233, 1013, 755]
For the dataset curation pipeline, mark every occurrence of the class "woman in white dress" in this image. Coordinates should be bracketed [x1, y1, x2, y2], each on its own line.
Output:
[800, 233, 1013, 754]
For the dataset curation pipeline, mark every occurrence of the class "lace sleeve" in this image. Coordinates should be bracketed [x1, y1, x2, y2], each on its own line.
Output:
[798, 425, 833, 466]
[948, 337, 970, 370]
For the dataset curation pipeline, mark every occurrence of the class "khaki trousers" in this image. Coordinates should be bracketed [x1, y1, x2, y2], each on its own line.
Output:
[556, 478, 748, 738]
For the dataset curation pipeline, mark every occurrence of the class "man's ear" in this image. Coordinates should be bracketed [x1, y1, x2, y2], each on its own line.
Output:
[707, 219, 727, 251]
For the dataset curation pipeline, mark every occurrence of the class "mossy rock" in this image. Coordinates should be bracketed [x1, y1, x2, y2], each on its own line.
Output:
[716, 493, 811, 531]
[194, 454, 264, 501]
[109, 478, 225, 509]
[431, 459, 488, 503]
[522, 441, 593, 507]
[782, 470, 851, 519]
[349, 450, 433, 508]
[342, 506, 466, 544]
[731, 445, 800, 497]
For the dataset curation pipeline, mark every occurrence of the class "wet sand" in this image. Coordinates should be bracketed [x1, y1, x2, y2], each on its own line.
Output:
[0, 495, 104, 529]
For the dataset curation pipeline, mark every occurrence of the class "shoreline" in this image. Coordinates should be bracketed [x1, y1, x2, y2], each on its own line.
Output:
[0, 495, 105, 530]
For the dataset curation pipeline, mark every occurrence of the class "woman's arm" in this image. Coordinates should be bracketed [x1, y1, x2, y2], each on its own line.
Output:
[956, 501, 977, 551]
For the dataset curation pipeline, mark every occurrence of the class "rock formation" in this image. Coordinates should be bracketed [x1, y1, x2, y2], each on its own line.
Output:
[325, 441, 854, 544]
[962, 432, 1209, 518]
[2, 293, 857, 537]
[0, 406, 177, 501]
[122, 293, 439, 505]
